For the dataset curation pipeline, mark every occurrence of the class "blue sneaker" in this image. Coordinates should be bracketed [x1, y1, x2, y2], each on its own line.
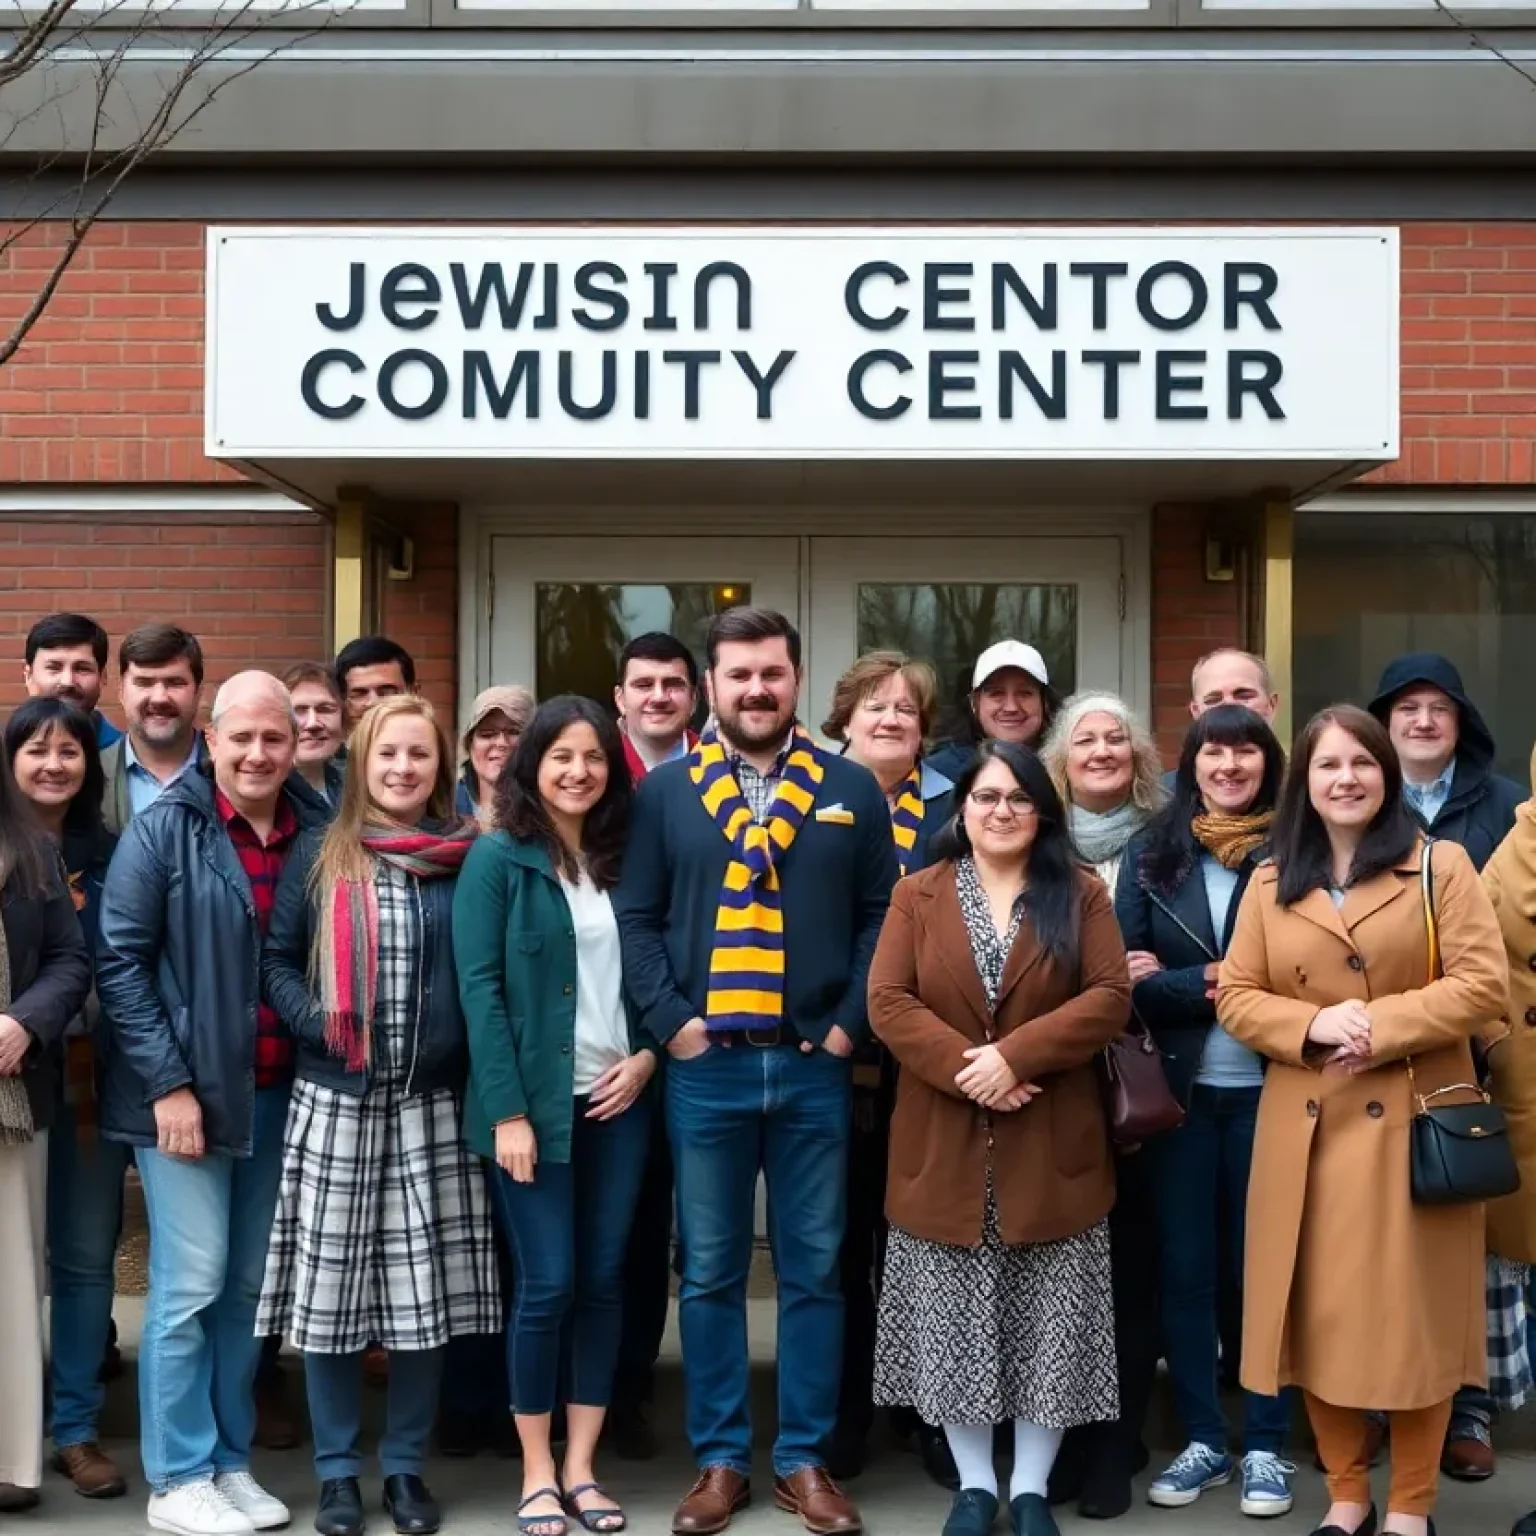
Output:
[1239, 1451, 1296, 1518]
[1147, 1442, 1233, 1508]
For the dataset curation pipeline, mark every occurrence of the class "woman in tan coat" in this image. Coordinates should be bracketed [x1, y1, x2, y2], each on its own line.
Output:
[1478, 746, 1536, 1536]
[1217, 705, 1508, 1536]
[868, 740, 1131, 1536]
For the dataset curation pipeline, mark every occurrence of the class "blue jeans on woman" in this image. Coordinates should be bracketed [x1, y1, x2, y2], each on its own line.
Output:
[491, 1094, 653, 1415]
[1151, 1083, 1290, 1454]
[46, 1100, 131, 1450]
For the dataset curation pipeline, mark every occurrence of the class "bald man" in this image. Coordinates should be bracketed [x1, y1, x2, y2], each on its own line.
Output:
[97, 671, 333, 1536]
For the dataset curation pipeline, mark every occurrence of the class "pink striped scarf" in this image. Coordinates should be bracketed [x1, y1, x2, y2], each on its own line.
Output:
[319, 821, 478, 1071]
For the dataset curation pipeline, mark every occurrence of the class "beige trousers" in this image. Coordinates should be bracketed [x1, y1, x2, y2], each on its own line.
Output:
[0, 1134, 48, 1490]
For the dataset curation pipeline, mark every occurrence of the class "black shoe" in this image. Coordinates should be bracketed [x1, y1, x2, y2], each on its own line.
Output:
[1046, 1426, 1089, 1507]
[1514, 1511, 1536, 1536]
[942, 1489, 999, 1536]
[1310, 1505, 1378, 1536]
[1076, 1442, 1133, 1522]
[606, 1400, 658, 1462]
[825, 1425, 867, 1482]
[1010, 1492, 1060, 1536]
[382, 1474, 441, 1536]
[315, 1477, 365, 1536]
[917, 1424, 960, 1492]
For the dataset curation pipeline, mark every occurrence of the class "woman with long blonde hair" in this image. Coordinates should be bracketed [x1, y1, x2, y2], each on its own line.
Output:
[259, 696, 500, 1536]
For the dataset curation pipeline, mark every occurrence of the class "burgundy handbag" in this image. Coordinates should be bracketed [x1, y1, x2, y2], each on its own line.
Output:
[1099, 1014, 1185, 1149]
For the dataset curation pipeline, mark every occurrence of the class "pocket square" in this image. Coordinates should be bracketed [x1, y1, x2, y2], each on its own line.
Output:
[815, 805, 855, 825]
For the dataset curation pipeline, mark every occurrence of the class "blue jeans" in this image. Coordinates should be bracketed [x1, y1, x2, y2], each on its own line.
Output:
[46, 1101, 131, 1448]
[306, 1347, 444, 1480]
[667, 1042, 849, 1477]
[491, 1094, 653, 1415]
[135, 1088, 289, 1492]
[1150, 1083, 1290, 1455]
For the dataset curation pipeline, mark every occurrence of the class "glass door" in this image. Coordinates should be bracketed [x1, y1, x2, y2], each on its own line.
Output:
[805, 537, 1125, 742]
[488, 536, 801, 711]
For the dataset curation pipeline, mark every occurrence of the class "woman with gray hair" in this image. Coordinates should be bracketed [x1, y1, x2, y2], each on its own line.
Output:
[457, 686, 537, 830]
[1037, 691, 1166, 1522]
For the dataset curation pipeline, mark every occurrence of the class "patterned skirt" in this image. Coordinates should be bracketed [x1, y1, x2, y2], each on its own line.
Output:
[256, 1078, 502, 1354]
[1488, 1254, 1533, 1412]
[873, 1187, 1119, 1428]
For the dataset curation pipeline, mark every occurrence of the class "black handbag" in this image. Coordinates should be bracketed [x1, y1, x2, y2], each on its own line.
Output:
[1099, 1013, 1185, 1150]
[1407, 839, 1521, 1206]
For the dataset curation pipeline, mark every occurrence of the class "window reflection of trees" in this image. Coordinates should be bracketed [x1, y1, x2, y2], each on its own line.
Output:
[857, 583, 1078, 741]
[534, 582, 744, 728]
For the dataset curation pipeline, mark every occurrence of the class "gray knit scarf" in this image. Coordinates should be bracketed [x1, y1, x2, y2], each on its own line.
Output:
[1068, 799, 1150, 868]
[0, 914, 31, 1145]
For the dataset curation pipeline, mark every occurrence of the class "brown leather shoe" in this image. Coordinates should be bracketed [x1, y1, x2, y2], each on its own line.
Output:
[1442, 1426, 1495, 1481]
[673, 1467, 751, 1534]
[51, 1443, 127, 1499]
[773, 1467, 862, 1535]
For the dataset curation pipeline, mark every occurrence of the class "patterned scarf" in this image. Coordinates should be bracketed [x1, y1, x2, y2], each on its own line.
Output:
[0, 907, 31, 1145]
[318, 820, 478, 1071]
[1192, 808, 1274, 871]
[691, 727, 825, 1035]
[889, 765, 925, 878]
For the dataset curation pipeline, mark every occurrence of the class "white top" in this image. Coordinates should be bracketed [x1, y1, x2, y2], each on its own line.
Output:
[560, 867, 631, 1096]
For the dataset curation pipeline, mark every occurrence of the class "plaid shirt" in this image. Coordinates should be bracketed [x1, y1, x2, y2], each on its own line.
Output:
[216, 788, 299, 1089]
[729, 736, 794, 823]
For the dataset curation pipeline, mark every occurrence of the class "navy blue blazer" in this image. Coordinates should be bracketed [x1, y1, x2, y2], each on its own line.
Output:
[613, 746, 899, 1047]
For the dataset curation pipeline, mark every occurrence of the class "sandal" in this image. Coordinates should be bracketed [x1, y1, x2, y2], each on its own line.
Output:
[563, 1482, 627, 1533]
[518, 1486, 569, 1536]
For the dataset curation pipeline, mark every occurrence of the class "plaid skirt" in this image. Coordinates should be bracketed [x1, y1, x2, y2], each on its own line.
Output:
[256, 1078, 501, 1354]
[1488, 1254, 1533, 1412]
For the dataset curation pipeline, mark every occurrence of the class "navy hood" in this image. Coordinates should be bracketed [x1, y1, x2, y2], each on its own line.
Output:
[1366, 652, 1496, 773]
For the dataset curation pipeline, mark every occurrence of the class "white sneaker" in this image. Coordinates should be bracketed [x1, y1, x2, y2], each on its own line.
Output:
[147, 1476, 257, 1536]
[214, 1472, 291, 1531]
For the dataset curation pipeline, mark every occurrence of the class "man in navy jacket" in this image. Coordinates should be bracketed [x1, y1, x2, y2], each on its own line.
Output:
[615, 607, 896, 1536]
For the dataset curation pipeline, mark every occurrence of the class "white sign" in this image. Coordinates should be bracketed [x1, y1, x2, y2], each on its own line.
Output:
[205, 226, 1399, 461]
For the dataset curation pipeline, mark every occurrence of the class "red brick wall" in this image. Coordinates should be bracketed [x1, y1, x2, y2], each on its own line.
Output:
[0, 511, 329, 723]
[380, 503, 458, 720]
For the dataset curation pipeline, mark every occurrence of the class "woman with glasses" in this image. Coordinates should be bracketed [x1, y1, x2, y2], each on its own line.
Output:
[869, 741, 1131, 1536]
[457, 687, 537, 831]
[822, 651, 956, 1486]
[1114, 705, 1294, 1520]
[1038, 692, 1167, 1521]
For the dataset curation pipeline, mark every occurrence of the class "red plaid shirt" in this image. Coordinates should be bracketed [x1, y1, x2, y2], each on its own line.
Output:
[216, 789, 300, 1089]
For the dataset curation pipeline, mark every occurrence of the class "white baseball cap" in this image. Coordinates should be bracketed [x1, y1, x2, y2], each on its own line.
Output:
[971, 641, 1050, 692]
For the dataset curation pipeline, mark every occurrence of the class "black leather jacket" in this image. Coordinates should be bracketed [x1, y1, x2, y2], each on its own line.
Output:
[95, 766, 331, 1157]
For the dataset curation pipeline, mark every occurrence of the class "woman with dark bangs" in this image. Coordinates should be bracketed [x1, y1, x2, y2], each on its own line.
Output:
[1217, 705, 1508, 1536]
[1114, 704, 1293, 1519]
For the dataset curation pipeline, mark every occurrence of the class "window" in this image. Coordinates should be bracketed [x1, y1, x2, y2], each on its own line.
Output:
[534, 581, 746, 723]
[1294, 509, 1536, 781]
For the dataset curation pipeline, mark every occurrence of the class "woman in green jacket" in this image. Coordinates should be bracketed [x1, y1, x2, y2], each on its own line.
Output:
[454, 695, 657, 1536]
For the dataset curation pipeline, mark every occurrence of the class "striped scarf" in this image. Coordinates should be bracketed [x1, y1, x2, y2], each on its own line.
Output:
[889, 765, 925, 877]
[318, 820, 478, 1071]
[692, 727, 825, 1035]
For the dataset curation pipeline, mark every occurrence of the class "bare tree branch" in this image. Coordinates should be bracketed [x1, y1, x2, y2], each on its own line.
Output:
[1430, 0, 1536, 95]
[0, 0, 338, 367]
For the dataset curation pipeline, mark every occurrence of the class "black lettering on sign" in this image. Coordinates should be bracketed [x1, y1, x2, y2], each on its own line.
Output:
[924, 264, 974, 332]
[1227, 351, 1285, 420]
[847, 349, 912, 419]
[694, 263, 752, 330]
[316, 264, 365, 332]
[535, 265, 559, 331]
[378, 349, 447, 420]
[733, 350, 795, 420]
[991, 265, 1057, 332]
[845, 263, 909, 332]
[998, 351, 1066, 420]
[1136, 262, 1207, 333]
[559, 350, 617, 420]
[1155, 350, 1207, 420]
[663, 350, 722, 420]
[300, 349, 364, 418]
[1224, 264, 1280, 331]
[1081, 349, 1140, 419]
[451, 263, 537, 330]
[929, 351, 981, 420]
[644, 264, 679, 332]
[573, 263, 630, 332]
[634, 351, 652, 421]
[462, 351, 540, 419]
[1069, 263, 1128, 330]
[380, 264, 441, 331]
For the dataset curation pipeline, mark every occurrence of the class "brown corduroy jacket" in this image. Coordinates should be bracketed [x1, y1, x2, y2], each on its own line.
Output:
[867, 861, 1131, 1249]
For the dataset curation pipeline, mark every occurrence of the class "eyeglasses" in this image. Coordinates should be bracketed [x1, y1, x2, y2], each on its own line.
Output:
[968, 789, 1036, 814]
